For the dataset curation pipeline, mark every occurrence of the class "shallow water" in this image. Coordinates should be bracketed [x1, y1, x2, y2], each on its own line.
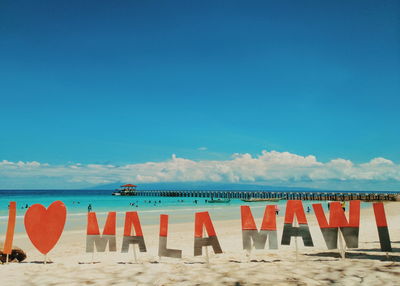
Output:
[0, 189, 368, 233]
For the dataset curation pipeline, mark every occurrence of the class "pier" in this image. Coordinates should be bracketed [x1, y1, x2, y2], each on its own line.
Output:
[134, 190, 400, 201]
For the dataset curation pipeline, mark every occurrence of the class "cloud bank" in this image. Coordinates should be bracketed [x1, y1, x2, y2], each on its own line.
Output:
[1, 150, 399, 190]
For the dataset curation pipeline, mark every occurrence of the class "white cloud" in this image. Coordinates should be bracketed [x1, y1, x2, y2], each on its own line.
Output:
[1, 150, 400, 189]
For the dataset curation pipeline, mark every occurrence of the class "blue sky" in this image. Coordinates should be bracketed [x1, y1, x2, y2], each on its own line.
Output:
[0, 1, 399, 189]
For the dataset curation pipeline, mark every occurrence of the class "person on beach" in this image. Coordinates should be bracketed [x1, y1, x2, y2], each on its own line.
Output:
[275, 205, 280, 215]
[341, 201, 346, 211]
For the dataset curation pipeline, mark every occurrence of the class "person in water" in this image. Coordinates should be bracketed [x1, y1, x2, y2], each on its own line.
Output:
[88, 204, 92, 212]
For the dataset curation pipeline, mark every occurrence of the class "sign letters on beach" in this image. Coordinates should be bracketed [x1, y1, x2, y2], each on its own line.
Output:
[1, 200, 393, 262]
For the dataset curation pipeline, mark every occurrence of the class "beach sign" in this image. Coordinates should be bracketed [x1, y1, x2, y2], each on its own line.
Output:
[313, 200, 360, 250]
[281, 200, 314, 247]
[24, 201, 67, 262]
[158, 214, 182, 259]
[86, 211, 117, 253]
[194, 212, 222, 257]
[2, 202, 16, 263]
[2, 199, 398, 264]
[241, 205, 278, 251]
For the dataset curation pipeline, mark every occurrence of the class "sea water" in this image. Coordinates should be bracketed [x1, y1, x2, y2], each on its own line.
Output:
[0, 189, 367, 233]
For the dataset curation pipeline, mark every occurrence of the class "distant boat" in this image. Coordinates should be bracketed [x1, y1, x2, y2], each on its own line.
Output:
[207, 198, 231, 203]
[112, 184, 138, 196]
[241, 198, 280, 202]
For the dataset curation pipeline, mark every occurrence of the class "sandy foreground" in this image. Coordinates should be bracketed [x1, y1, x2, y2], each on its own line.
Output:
[2, 202, 400, 285]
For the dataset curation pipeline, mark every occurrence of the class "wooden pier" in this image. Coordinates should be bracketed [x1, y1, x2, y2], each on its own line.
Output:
[134, 190, 400, 201]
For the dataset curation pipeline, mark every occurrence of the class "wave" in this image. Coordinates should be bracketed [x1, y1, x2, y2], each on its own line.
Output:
[0, 205, 253, 220]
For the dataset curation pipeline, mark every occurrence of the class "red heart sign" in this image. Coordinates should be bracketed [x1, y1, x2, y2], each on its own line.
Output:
[24, 201, 67, 255]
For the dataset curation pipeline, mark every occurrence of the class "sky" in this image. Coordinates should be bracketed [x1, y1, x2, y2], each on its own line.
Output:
[0, 0, 399, 190]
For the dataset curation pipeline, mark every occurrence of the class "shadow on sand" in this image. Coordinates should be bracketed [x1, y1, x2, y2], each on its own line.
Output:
[305, 251, 400, 261]
[24, 261, 54, 264]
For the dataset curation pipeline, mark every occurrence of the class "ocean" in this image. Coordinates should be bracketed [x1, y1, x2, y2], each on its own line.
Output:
[0, 189, 371, 233]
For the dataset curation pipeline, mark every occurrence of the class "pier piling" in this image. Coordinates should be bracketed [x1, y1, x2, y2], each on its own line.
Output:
[132, 190, 400, 201]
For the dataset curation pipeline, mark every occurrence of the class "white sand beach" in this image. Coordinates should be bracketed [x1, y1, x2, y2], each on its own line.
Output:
[2, 202, 400, 285]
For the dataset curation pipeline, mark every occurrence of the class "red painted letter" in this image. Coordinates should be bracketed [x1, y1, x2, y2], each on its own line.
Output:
[158, 214, 182, 258]
[3, 202, 16, 256]
[281, 200, 313, 246]
[241, 205, 278, 250]
[86, 212, 116, 252]
[313, 200, 360, 249]
[373, 202, 392, 252]
[121, 211, 147, 253]
[194, 212, 222, 256]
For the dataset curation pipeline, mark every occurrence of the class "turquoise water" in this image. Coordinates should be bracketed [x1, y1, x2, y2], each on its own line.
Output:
[0, 189, 367, 233]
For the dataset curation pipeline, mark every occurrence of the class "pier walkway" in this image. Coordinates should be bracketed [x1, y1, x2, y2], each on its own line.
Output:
[134, 190, 400, 201]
